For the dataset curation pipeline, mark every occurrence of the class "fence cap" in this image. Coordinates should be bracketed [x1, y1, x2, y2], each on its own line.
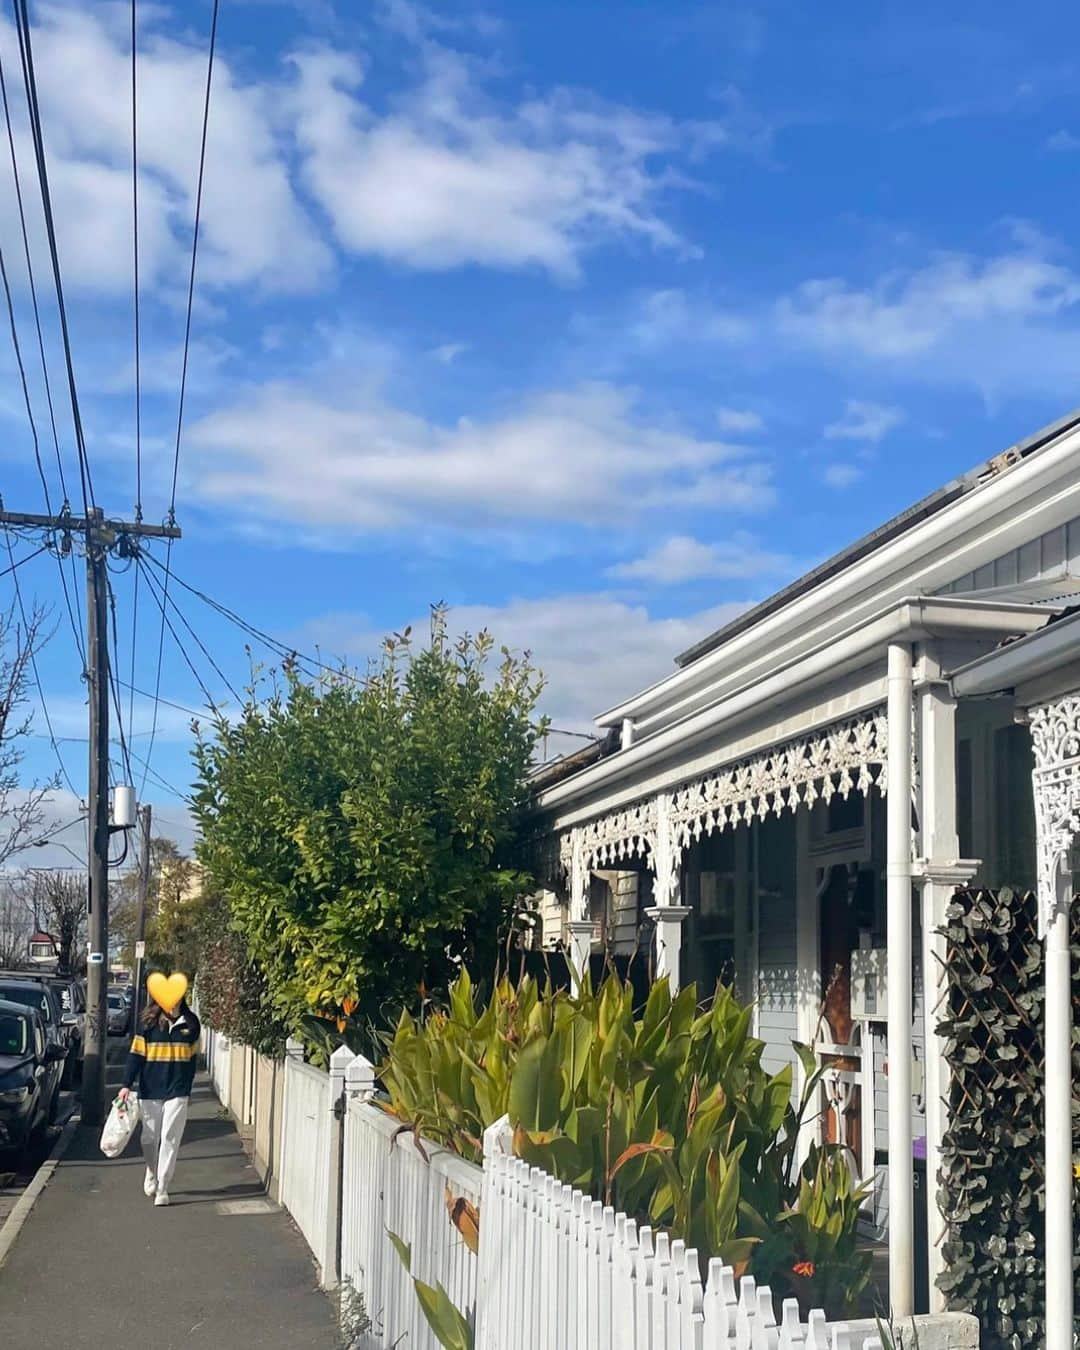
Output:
[344, 1054, 376, 1092]
[329, 1044, 356, 1073]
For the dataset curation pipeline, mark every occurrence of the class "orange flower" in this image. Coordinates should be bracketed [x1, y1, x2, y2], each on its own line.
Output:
[792, 1260, 816, 1278]
[342, 997, 358, 1018]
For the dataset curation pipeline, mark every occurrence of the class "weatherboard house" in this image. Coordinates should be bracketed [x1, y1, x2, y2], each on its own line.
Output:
[531, 408, 1080, 1336]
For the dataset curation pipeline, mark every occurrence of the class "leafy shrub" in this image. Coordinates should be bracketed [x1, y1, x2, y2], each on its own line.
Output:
[381, 968, 871, 1317]
[936, 887, 1080, 1348]
[191, 893, 287, 1058]
[190, 608, 545, 1047]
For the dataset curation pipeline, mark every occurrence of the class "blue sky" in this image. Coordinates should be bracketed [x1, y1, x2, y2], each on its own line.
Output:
[2, 0, 1080, 859]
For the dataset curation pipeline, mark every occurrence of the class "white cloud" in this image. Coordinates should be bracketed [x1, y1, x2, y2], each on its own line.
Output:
[285, 30, 737, 279]
[189, 378, 773, 534]
[303, 593, 753, 731]
[431, 342, 468, 364]
[0, 4, 330, 297]
[606, 532, 792, 585]
[777, 253, 1080, 360]
[823, 463, 863, 489]
[1046, 130, 1080, 152]
[824, 399, 904, 443]
[715, 406, 764, 434]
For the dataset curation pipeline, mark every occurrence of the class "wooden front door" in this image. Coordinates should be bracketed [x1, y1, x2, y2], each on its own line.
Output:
[818, 863, 863, 1171]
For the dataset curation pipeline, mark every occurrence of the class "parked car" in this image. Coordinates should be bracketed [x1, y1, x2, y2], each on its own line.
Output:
[47, 976, 85, 1086]
[106, 993, 129, 1036]
[0, 999, 65, 1150]
[0, 977, 72, 1070]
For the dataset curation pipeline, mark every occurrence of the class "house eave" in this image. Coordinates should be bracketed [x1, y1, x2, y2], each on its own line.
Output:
[539, 596, 1054, 818]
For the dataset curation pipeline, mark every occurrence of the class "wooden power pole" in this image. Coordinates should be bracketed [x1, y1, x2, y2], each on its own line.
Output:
[0, 502, 180, 1125]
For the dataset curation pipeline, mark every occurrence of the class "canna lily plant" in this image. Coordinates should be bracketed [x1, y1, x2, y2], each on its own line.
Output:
[379, 967, 869, 1315]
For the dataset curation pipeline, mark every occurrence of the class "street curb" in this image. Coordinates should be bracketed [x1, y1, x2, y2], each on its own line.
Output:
[0, 1114, 80, 1273]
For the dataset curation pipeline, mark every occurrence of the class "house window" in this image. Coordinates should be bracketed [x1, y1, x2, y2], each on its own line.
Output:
[588, 875, 612, 946]
[29, 941, 54, 960]
[957, 737, 974, 860]
[993, 724, 1036, 889]
[810, 787, 870, 854]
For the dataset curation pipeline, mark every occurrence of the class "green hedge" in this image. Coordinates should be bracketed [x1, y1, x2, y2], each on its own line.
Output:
[936, 886, 1079, 1348]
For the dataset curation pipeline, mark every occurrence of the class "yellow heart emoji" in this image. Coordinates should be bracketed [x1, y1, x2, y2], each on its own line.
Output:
[147, 971, 189, 1014]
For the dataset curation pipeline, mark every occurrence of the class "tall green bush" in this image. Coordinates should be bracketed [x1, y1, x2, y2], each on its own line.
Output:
[190, 608, 545, 1041]
[937, 886, 1080, 1348]
[381, 968, 871, 1317]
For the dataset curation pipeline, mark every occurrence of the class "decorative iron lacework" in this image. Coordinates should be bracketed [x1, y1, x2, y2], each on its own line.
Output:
[569, 798, 657, 872]
[1030, 693, 1080, 937]
[667, 710, 889, 850]
[553, 708, 888, 910]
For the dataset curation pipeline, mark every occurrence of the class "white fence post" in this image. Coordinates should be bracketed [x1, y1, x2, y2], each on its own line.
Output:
[475, 1114, 511, 1350]
[321, 1045, 354, 1292]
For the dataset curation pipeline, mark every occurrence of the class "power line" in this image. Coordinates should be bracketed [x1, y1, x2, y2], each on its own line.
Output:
[0, 541, 48, 580]
[105, 573, 133, 785]
[12, 0, 95, 514]
[135, 556, 221, 718]
[137, 548, 366, 686]
[0, 48, 85, 668]
[137, 553, 240, 704]
[130, 0, 142, 519]
[141, 0, 219, 805]
[115, 680, 204, 721]
[128, 0, 142, 745]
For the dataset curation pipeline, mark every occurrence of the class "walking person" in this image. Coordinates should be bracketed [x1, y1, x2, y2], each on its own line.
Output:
[118, 984, 200, 1207]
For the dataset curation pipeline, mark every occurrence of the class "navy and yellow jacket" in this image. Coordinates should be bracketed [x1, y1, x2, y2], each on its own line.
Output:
[123, 1005, 201, 1101]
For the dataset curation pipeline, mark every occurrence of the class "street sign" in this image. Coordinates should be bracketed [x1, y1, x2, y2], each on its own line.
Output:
[134, 941, 146, 960]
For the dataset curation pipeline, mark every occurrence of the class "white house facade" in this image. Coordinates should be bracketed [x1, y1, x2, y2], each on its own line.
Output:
[531, 408, 1080, 1330]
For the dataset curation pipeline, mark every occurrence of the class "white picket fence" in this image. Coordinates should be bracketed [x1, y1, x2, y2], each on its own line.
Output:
[207, 1042, 913, 1349]
[278, 1042, 337, 1279]
[340, 1069, 483, 1348]
[475, 1122, 883, 1350]
[206, 1025, 231, 1103]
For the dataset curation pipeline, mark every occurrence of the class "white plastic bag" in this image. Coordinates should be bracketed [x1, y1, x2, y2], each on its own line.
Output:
[99, 1093, 140, 1158]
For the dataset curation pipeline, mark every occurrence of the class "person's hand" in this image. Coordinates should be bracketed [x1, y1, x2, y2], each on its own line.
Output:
[117, 1087, 130, 1102]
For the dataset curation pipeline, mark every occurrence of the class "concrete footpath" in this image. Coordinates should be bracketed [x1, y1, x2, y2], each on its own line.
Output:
[0, 1073, 338, 1348]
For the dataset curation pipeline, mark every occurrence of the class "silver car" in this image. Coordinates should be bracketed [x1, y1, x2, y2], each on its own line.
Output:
[106, 993, 129, 1036]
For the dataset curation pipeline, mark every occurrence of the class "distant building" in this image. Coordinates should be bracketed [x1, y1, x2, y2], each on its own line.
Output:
[27, 930, 58, 968]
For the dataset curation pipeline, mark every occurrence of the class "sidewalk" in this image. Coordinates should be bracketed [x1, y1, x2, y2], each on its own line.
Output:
[0, 1073, 338, 1348]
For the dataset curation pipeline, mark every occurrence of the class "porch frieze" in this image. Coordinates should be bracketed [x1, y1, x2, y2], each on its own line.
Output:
[551, 706, 889, 902]
[1030, 692, 1080, 937]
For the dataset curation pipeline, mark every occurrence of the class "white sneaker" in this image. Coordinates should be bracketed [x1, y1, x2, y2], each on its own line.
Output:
[143, 1170, 157, 1197]
[154, 1191, 170, 1207]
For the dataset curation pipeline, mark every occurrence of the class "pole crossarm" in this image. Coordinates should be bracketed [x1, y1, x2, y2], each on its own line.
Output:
[0, 504, 181, 541]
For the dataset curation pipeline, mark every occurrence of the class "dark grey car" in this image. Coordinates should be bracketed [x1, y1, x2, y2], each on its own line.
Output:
[0, 999, 65, 1151]
[0, 979, 71, 1091]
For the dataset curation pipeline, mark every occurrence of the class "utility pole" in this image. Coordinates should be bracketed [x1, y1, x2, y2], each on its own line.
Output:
[0, 502, 180, 1125]
[84, 510, 110, 1123]
[132, 803, 152, 1030]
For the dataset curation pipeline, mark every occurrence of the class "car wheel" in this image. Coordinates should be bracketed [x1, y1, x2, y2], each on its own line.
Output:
[47, 1084, 60, 1125]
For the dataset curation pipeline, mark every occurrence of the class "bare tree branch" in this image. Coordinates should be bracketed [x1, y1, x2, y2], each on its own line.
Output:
[0, 598, 60, 867]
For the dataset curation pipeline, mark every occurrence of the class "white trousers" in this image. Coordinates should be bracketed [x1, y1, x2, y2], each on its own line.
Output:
[140, 1097, 189, 1192]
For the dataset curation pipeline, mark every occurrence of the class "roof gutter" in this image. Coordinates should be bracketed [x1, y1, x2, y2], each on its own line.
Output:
[539, 597, 1052, 818]
[950, 609, 1080, 698]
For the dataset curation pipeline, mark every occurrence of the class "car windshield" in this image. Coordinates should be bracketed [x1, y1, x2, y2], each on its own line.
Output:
[107, 996, 123, 1010]
[0, 1012, 28, 1056]
[0, 986, 49, 1020]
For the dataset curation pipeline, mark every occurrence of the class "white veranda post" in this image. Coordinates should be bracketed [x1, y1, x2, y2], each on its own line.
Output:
[1030, 695, 1078, 1350]
[886, 642, 914, 1320]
